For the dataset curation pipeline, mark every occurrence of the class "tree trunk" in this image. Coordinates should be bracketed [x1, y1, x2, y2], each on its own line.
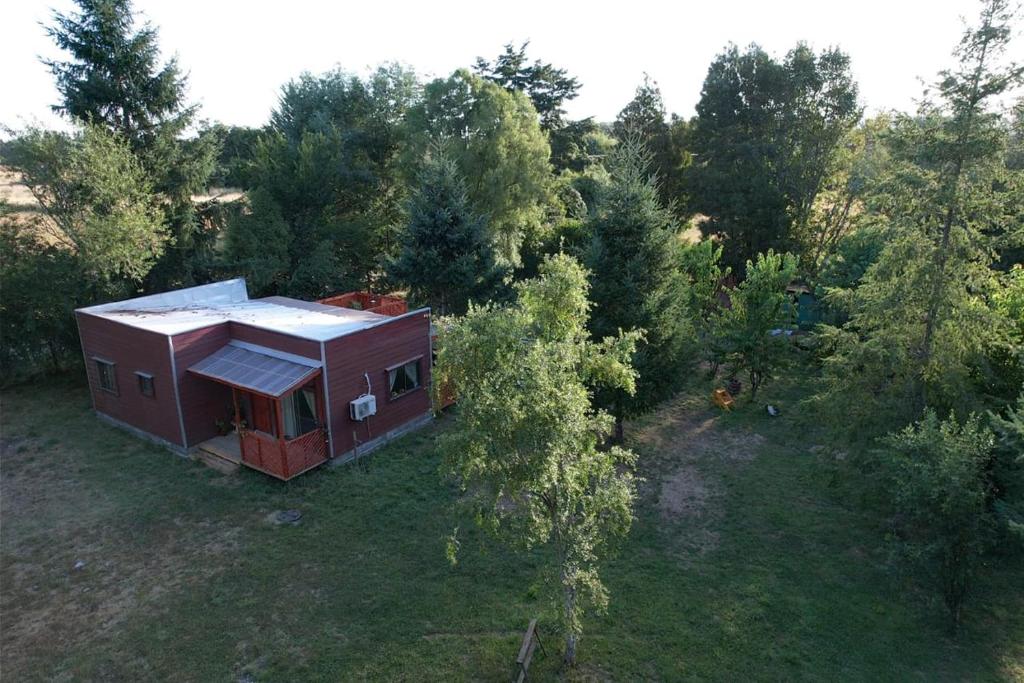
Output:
[562, 579, 578, 667]
[613, 395, 624, 444]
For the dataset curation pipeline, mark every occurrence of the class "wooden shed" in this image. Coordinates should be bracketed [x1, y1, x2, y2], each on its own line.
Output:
[76, 279, 432, 480]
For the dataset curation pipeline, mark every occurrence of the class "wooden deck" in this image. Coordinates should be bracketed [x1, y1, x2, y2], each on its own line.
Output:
[194, 434, 241, 474]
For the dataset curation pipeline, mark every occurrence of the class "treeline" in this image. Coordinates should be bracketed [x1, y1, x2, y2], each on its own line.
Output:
[1, 0, 1022, 647]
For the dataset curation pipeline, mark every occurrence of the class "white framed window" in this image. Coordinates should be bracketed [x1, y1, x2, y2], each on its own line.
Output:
[387, 357, 421, 399]
[94, 358, 118, 394]
[136, 371, 155, 397]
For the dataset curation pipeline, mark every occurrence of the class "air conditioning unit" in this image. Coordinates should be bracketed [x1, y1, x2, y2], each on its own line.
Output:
[350, 394, 377, 421]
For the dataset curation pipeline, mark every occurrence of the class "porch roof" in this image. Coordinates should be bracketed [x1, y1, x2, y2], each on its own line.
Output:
[187, 340, 320, 397]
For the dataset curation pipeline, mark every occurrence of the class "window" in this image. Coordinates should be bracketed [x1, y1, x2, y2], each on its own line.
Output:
[387, 358, 421, 399]
[95, 358, 117, 394]
[282, 384, 318, 439]
[136, 372, 155, 397]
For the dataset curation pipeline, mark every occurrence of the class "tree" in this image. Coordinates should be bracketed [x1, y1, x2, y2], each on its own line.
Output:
[43, 0, 219, 291]
[714, 250, 797, 398]
[388, 152, 507, 314]
[815, 0, 1023, 431]
[404, 70, 552, 267]
[247, 64, 420, 290]
[3, 124, 165, 285]
[0, 214, 84, 379]
[989, 393, 1024, 544]
[586, 137, 691, 436]
[44, 0, 192, 144]
[222, 188, 291, 295]
[686, 43, 860, 273]
[474, 41, 581, 131]
[883, 411, 995, 632]
[679, 239, 732, 370]
[435, 254, 641, 667]
[798, 116, 891, 282]
[613, 76, 689, 214]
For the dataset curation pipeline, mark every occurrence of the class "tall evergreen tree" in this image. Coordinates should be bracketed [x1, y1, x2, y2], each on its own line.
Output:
[586, 137, 691, 437]
[247, 64, 421, 293]
[44, 0, 193, 144]
[43, 0, 219, 290]
[816, 0, 1023, 432]
[613, 75, 689, 215]
[687, 43, 860, 273]
[388, 153, 507, 315]
[474, 41, 581, 131]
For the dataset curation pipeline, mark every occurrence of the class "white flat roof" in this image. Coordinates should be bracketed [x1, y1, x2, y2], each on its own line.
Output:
[77, 278, 392, 341]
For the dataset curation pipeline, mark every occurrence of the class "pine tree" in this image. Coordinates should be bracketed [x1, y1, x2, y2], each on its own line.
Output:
[586, 137, 691, 437]
[44, 0, 219, 290]
[44, 0, 193, 144]
[816, 0, 1024, 431]
[389, 153, 507, 315]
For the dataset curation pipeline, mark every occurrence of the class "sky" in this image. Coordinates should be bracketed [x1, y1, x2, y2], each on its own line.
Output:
[0, 0, 991, 133]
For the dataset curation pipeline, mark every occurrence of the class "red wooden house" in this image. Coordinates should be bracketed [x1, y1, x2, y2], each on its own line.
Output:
[76, 279, 432, 480]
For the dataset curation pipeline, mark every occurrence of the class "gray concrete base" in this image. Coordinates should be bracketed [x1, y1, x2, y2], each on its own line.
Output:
[95, 411, 189, 456]
[329, 411, 434, 466]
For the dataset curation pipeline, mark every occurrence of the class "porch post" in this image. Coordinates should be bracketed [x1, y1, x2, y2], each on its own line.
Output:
[231, 387, 246, 466]
[275, 397, 288, 479]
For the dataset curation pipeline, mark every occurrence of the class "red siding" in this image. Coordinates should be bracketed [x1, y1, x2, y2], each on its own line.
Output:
[170, 324, 233, 447]
[76, 312, 183, 446]
[228, 323, 320, 360]
[324, 311, 432, 458]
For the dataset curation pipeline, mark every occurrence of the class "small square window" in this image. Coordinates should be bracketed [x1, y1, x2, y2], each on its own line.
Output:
[387, 358, 421, 399]
[136, 372, 155, 397]
[95, 359, 117, 394]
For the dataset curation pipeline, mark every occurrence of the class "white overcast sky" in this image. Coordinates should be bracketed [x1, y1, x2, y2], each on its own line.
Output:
[0, 0, 996, 133]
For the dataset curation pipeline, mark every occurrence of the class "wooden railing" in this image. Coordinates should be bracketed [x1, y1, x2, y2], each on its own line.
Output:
[318, 291, 408, 317]
[240, 428, 328, 480]
[285, 428, 328, 474]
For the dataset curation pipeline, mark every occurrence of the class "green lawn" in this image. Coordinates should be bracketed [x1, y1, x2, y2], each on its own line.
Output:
[1, 373, 1022, 681]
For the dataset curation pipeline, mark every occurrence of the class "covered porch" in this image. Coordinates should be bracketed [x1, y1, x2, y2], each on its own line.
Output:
[188, 341, 330, 480]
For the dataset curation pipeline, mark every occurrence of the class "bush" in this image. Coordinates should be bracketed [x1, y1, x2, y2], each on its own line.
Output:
[882, 411, 995, 631]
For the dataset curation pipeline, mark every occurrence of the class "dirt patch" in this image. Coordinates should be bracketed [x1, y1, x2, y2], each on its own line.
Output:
[632, 398, 765, 562]
[659, 465, 716, 519]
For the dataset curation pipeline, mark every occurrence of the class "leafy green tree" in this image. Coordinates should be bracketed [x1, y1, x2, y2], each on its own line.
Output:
[687, 43, 860, 272]
[3, 125, 165, 285]
[0, 215, 85, 378]
[222, 188, 291, 295]
[586, 138, 691, 436]
[679, 239, 732, 370]
[714, 250, 797, 398]
[882, 411, 995, 632]
[435, 254, 641, 667]
[388, 152, 507, 314]
[816, 0, 1023, 431]
[613, 76, 689, 214]
[404, 70, 552, 267]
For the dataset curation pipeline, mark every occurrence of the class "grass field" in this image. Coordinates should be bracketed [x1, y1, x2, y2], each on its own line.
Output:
[2, 372, 1022, 681]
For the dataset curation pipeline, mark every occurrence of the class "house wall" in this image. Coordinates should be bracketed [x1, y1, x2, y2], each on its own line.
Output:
[228, 323, 320, 360]
[76, 312, 184, 447]
[324, 310, 432, 458]
[170, 323, 232, 447]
